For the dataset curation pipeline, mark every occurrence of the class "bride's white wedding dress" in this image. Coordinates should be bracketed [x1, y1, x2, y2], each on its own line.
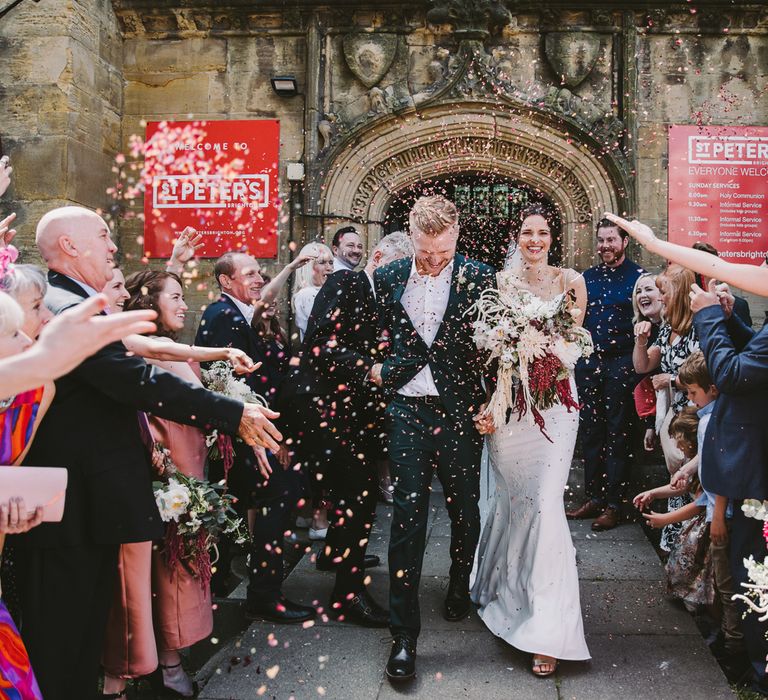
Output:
[470, 276, 590, 662]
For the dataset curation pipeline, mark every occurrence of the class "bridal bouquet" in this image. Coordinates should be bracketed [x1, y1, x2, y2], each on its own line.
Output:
[731, 500, 768, 629]
[201, 360, 267, 481]
[470, 286, 593, 438]
[154, 447, 248, 587]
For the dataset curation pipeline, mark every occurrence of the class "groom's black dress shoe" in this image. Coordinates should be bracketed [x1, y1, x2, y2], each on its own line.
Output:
[316, 553, 380, 571]
[328, 589, 389, 627]
[244, 596, 316, 623]
[443, 579, 471, 622]
[386, 634, 416, 681]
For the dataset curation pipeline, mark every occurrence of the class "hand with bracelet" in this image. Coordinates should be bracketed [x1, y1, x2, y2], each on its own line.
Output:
[633, 321, 652, 347]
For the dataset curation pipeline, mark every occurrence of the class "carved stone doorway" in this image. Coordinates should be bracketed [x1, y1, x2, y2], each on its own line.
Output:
[313, 101, 625, 271]
[383, 174, 561, 269]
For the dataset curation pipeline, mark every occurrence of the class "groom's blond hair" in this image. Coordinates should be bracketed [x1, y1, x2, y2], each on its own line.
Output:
[409, 195, 459, 237]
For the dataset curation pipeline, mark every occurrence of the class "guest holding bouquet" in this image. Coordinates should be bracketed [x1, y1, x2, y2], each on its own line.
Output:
[101, 270, 254, 698]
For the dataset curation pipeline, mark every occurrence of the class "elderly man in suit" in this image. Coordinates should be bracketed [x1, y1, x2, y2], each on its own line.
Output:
[196, 252, 314, 624]
[287, 231, 412, 627]
[13, 206, 281, 700]
[692, 280, 768, 694]
[370, 196, 495, 681]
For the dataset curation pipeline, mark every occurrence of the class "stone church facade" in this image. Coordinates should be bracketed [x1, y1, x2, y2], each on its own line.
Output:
[1, 0, 766, 315]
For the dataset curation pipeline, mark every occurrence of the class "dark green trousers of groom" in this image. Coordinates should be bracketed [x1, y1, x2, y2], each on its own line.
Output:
[374, 254, 495, 639]
[386, 396, 483, 636]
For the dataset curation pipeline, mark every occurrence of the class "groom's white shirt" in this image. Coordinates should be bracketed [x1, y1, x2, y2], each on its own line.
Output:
[397, 258, 454, 397]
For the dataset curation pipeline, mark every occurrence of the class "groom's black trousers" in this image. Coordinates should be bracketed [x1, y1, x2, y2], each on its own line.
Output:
[386, 395, 483, 638]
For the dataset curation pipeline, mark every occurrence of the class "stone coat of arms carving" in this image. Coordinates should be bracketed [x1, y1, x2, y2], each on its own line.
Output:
[342, 33, 398, 88]
[544, 32, 602, 88]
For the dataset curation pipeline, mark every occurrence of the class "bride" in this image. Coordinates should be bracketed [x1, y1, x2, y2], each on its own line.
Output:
[471, 205, 591, 676]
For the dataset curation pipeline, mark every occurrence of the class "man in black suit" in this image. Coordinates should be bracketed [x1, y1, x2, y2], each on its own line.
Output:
[286, 231, 412, 626]
[13, 206, 281, 700]
[196, 252, 314, 623]
[370, 197, 495, 681]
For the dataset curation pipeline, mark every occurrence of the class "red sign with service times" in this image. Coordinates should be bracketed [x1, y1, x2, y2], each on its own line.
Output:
[143, 119, 280, 259]
[668, 124, 768, 263]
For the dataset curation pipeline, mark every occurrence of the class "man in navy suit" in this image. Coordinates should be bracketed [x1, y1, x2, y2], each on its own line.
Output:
[196, 252, 314, 624]
[692, 279, 768, 694]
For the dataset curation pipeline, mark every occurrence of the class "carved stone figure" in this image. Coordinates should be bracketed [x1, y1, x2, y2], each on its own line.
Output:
[318, 119, 333, 150]
[342, 32, 398, 88]
[368, 86, 389, 114]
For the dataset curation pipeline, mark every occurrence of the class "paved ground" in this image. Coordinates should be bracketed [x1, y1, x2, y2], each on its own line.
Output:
[193, 461, 735, 700]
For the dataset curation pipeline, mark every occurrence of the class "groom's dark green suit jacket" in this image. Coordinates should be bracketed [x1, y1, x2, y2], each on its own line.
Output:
[373, 253, 495, 425]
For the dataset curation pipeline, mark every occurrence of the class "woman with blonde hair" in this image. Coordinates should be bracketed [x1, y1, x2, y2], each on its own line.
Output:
[631, 273, 664, 451]
[633, 264, 700, 551]
[632, 272, 663, 326]
[291, 242, 334, 341]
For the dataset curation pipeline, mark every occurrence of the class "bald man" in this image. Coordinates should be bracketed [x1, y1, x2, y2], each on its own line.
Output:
[13, 206, 283, 700]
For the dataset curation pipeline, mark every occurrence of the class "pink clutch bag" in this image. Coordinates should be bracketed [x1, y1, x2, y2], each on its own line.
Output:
[0, 467, 68, 522]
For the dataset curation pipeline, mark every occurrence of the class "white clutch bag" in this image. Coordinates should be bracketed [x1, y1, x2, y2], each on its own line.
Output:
[0, 466, 68, 522]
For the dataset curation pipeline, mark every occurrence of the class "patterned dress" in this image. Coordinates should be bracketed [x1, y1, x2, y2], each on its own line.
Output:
[652, 324, 700, 552]
[665, 507, 714, 608]
[0, 387, 45, 700]
[0, 388, 44, 464]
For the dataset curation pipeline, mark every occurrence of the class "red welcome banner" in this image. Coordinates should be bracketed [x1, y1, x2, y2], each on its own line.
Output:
[143, 119, 280, 259]
[668, 124, 768, 263]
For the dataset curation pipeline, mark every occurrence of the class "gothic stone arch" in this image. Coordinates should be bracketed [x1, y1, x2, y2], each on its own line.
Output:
[316, 102, 623, 270]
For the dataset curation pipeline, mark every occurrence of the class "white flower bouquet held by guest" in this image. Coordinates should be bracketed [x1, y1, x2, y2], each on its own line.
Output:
[201, 359, 272, 478]
[469, 282, 593, 437]
[202, 359, 268, 407]
[732, 501, 768, 623]
[153, 447, 248, 587]
[733, 556, 768, 623]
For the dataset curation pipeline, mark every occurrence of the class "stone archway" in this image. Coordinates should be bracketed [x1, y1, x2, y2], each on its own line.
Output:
[316, 101, 624, 270]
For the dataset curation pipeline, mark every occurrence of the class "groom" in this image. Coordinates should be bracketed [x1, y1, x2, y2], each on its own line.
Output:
[370, 195, 495, 681]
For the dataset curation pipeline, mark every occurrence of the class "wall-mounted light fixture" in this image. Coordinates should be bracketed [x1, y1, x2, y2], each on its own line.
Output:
[286, 162, 305, 182]
[270, 76, 298, 97]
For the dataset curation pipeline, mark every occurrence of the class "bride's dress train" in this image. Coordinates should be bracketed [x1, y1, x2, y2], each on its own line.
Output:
[471, 376, 590, 661]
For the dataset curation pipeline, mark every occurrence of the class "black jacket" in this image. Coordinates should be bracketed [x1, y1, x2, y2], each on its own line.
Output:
[195, 294, 290, 407]
[18, 273, 244, 547]
[288, 269, 382, 398]
[374, 254, 495, 426]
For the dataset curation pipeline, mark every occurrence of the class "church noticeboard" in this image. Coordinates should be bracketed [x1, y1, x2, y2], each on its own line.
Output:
[668, 124, 768, 263]
[143, 119, 280, 259]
